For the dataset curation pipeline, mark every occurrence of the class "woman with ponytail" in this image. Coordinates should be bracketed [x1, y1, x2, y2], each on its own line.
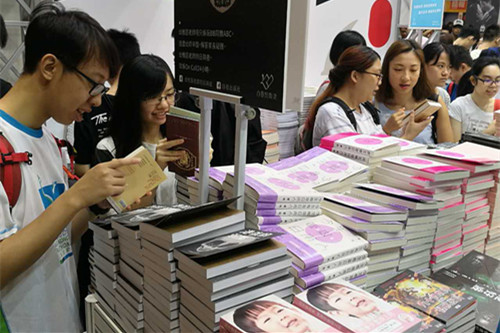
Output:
[304, 45, 429, 147]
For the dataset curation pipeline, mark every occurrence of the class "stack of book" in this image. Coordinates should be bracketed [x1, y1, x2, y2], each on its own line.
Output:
[431, 251, 500, 333]
[262, 130, 280, 164]
[219, 294, 337, 333]
[321, 192, 408, 290]
[260, 109, 299, 159]
[261, 215, 368, 292]
[424, 143, 500, 258]
[175, 174, 191, 205]
[88, 219, 119, 319]
[293, 278, 422, 332]
[350, 183, 441, 276]
[222, 163, 323, 228]
[267, 146, 368, 193]
[134, 201, 245, 333]
[174, 229, 293, 332]
[487, 170, 500, 257]
[109, 213, 145, 332]
[371, 134, 427, 156]
[186, 176, 223, 205]
[376, 155, 470, 272]
[298, 87, 316, 126]
[373, 270, 477, 333]
[319, 133, 401, 174]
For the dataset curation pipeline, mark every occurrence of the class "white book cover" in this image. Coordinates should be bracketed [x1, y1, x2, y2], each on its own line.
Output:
[225, 163, 323, 204]
[268, 147, 368, 191]
[382, 156, 469, 181]
[220, 295, 339, 333]
[261, 215, 367, 269]
[321, 133, 400, 157]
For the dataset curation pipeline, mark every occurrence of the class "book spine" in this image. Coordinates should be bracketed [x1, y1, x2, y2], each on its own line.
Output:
[293, 297, 352, 333]
[295, 251, 368, 277]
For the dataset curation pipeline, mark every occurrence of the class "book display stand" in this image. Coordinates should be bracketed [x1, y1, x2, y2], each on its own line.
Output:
[190, 87, 256, 210]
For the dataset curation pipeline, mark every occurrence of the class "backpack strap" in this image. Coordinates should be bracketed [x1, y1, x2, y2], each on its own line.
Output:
[52, 136, 79, 181]
[361, 101, 381, 125]
[319, 97, 358, 131]
[0, 131, 32, 208]
[427, 94, 440, 143]
[447, 82, 455, 95]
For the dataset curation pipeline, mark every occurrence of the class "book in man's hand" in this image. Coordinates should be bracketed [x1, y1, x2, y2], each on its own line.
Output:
[106, 146, 167, 213]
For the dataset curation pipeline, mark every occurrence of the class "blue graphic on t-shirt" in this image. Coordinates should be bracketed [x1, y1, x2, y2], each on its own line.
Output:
[38, 182, 65, 209]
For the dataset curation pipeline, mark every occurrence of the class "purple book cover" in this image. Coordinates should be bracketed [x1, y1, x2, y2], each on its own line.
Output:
[355, 183, 435, 203]
[267, 157, 302, 171]
[263, 215, 368, 269]
[299, 259, 369, 288]
[327, 210, 404, 228]
[295, 146, 329, 162]
[324, 193, 402, 214]
[293, 251, 368, 278]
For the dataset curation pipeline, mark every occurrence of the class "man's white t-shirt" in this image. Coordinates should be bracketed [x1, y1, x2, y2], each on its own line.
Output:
[0, 110, 81, 332]
[449, 94, 494, 134]
[312, 102, 384, 146]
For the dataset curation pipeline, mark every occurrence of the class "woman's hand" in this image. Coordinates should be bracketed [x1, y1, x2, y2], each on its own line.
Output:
[483, 120, 497, 135]
[155, 138, 186, 170]
[383, 107, 406, 134]
[401, 112, 433, 141]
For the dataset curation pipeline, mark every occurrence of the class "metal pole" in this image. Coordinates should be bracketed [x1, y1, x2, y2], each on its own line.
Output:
[233, 105, 252, 210]
[197, 95, 212, 204]
[0, 42, 24, 77]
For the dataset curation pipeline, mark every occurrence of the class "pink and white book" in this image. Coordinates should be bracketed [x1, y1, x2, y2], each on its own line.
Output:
[374, 166, 463, 189]
[371, 134, 426, 155]
[262, 215, 368, 269]
[381, 156, 469, 182]
[220, 295, 340, 333]
[322, 193, 408, 222]
[320, 133, 400, 158]
[224, 164, 323, 204]
[350, 183, 441, 210]
[293, 279, 421, 333]
[425, 142, 500, 164]
[268, 147, 368, 192]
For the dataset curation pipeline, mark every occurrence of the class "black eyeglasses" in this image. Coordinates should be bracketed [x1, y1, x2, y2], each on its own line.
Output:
[72, 67, 109, 97]
[361, 71, 383, 82]
[144, 90, 179, 107]
[475, 76, 500, 86]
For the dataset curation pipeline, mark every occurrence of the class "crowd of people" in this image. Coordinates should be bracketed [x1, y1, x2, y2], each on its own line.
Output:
[0, 1, 500, 332]
[300, 21, 500, 151]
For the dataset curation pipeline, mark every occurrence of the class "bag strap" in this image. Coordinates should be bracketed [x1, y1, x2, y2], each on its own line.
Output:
[361, 101, 381, 125]
[52, 136, 79, 181]
[0, 131, 32, 208]
[319, 97, 358, 131]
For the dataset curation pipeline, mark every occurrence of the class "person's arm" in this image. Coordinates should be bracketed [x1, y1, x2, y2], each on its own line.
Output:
[74, 164, 90, 177]
[0, 158, 139, 288]
[450, 118, 463, 142]
[435, 97, 455, 143]
[482, 120, 496, 135]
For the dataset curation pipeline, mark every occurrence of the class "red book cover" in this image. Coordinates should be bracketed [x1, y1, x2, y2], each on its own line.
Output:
[165, 113, 199, 177]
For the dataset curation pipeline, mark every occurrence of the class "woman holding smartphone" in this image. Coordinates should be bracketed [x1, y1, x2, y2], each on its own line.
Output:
[375, 40, 454, 144]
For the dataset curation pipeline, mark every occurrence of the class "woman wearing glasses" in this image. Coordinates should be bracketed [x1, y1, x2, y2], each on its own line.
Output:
[303, 45, 427, 148]
[449, 56, 500, 141]
[95, 54, 184, 205]
[375, 40, 454, 144]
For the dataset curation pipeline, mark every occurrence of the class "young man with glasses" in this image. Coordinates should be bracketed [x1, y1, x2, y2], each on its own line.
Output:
[0, 2, 142, 331]
[449, 56, 500, 141]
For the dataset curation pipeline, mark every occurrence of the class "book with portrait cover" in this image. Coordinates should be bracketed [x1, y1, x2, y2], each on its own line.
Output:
[106, 145, 167, 213]
[372, 270, 477, 327]
[261, 215, 368, 270]
[220, 295, 339, 333]
[293, 279, 421, 333]
[431, 268, 499, 333]
[165, 110, 199, 177]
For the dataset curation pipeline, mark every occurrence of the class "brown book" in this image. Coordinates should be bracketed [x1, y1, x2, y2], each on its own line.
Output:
[165, 112, 199, 177]
[106, 146, 167, 213]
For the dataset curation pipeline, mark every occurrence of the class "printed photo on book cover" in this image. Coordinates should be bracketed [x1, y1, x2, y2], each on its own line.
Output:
[177, 229, 282, 258]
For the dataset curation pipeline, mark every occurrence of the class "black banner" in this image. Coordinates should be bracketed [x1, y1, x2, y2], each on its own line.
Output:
[465, 0, 500, 31]
[174, 0, 288, 111]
